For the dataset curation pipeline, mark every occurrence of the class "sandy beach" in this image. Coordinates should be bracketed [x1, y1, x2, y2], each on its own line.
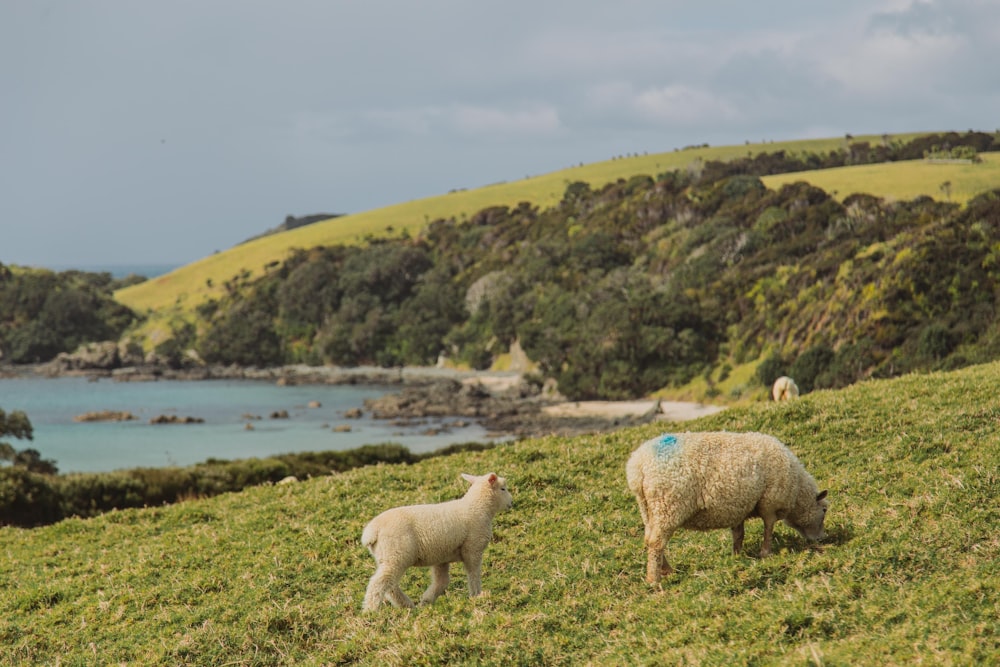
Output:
[541, 399, 725, 422]
[455, 372, 726, 423]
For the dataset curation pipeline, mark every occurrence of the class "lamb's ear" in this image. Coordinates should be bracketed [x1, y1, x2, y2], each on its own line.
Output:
[816, 490, 828, 502]
[461, 473, 477, 485]
[486, 472, 498, 485]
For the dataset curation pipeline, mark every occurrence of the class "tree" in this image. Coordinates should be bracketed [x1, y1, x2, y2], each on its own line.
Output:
[0, 408, 57, 474]
[940, 180, 953, 201]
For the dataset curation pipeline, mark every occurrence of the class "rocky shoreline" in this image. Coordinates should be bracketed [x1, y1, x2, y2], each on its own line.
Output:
[1, 344, 721, 440]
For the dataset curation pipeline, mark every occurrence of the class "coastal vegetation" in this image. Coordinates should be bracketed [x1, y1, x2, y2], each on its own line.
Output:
[1, 360, 997, 664]
[0, 265, 138, 364]
[0, 439, 492, 528]
[5, 131, 1000, 405]
[186, 131, 1000, 400]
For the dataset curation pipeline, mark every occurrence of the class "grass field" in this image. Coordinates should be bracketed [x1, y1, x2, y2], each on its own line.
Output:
[2, 360, 997, 664]
[113, 132, 935, 319]
[762, 152, 1000, 205]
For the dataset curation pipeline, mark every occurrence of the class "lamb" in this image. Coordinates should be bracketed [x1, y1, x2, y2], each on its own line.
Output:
[772, 375, 800, 401]
[626, 431, 828, 584]
[361, 472, 513, 611]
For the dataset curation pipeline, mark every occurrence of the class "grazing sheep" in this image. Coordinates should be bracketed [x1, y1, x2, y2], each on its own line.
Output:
[626, 431, 828, 584]
[362, 472, 513, 611]
[772, 376, 800, 401]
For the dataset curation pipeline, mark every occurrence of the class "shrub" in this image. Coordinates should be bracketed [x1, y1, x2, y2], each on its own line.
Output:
[789, 345, 835, 393]
[0, 468, 63, 527]
[755, 354, 788, 387]
[917, 323, 956, 361]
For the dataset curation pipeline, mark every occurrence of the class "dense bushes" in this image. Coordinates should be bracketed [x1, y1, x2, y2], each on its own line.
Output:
[0, 442, 494, 528]
[0, 266, 139, 363]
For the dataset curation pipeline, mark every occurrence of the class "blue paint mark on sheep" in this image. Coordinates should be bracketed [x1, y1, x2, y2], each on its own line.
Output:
[654, 434, 679, 458]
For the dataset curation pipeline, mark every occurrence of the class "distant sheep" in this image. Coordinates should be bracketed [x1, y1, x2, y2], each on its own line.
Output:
[772, 376, 800, 401]
[626, 431, 828, 584]
[362, 472, 513, 611]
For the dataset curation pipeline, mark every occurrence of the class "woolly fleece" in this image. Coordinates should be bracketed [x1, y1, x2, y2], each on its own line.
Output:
[362, 472, 512, 611]
[626, 431, 828, 584]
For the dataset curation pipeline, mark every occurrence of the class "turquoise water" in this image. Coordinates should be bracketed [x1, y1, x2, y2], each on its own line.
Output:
[0, 377, 493, 473]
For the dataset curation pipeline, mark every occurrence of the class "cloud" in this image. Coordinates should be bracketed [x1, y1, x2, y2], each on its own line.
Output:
[800, 0, 1000, 103]
[450, 104, 562, 137]
[585, 81, 740, 128]
[631, 85, 741, 126]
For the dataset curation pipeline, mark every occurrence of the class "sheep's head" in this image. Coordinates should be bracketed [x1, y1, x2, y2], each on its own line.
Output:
[786, 489, 828, 541]
[462, 472, 513, 512]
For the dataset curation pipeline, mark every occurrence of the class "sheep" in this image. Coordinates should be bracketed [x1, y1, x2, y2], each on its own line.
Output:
[626, 431, 828, 584]
[361, 472, 513, 611]
[772, 375, 800, 401]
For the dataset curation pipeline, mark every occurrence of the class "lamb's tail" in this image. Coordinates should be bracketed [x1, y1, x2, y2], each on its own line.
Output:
[361, 522, 378, 552]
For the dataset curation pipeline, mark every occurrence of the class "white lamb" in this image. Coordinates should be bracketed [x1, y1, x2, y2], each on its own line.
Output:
[361, 472, 513, 611]
[772, 375, 800, 401]
[626, 431, 828, 584]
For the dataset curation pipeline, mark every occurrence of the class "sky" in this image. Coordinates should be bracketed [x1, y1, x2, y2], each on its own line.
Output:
[3, 0, 999, 270]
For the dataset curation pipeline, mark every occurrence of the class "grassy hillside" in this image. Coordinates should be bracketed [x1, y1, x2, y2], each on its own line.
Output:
[3, 362, 997, 664]
[113, 132, 929, 319]
[762, 152, 1000, 205]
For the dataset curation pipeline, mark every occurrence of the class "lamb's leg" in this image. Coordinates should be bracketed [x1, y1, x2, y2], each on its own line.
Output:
[364, 564, 414, 611]
[731, 522, 745, 554]
[420, 564, 450, 605]
[760, 515, 776, 558]
[363, 566, 392, 611]
[462, 551, 484, 597]
[385, 584, 416, 609]
[362, 575, 383, 612]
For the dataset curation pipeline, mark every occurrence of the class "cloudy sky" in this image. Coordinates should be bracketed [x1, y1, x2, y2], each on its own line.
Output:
[3, 0, 998, 270]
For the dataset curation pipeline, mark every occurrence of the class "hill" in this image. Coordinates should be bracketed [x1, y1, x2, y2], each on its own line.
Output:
[113, 133, 930, 318]
[762, 152, 1000, 205]
[160, 153, 1000, 402]
[2, 361, 997, 664]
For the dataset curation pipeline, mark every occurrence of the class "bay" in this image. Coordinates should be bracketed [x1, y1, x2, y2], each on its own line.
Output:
[0, 377, 493, 473]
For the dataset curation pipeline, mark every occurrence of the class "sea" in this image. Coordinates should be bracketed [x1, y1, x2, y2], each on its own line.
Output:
[3, 263, 495, 473]
[0, 376, 495, 474]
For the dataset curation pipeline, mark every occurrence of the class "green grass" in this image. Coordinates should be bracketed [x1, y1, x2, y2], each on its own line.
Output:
[113, 132, 933, 323]
[762, 152, 1000, 205]
[3, 361, 998, 664]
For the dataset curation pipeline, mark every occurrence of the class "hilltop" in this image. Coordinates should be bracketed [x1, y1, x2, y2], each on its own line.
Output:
[113, 132, 934, 318]
[2, 359, 997, 664]
[112, 132, 1000, 404]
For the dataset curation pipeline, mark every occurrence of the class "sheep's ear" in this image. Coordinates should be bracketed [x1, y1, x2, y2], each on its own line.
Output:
[816, 490, 828, 502]
[486, 472, 498, 485]
[461, 473, 477, 485]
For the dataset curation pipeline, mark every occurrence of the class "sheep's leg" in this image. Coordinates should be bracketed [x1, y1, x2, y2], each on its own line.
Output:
[731, 522, 745, 554]
[760, 515, 776, 558]
[636, 495, 650, 529]
[462, 551, 484, 597]
[644, 525, 673, 584]
[420, 564, 450, 605]
[364, 564, 415, 611]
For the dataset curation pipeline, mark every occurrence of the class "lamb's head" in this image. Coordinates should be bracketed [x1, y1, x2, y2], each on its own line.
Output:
[461, 472, 513, 513]
[785, 489, 829, 542]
